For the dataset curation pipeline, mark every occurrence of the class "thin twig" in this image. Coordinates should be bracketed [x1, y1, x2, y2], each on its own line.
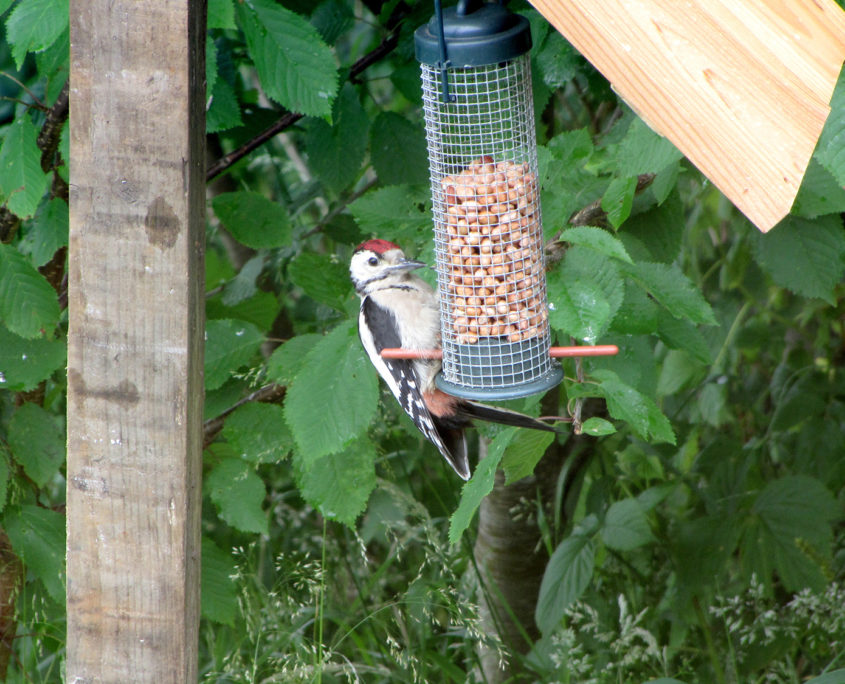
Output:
[0, 71, 46, 110]
[206, 29, 400, 182]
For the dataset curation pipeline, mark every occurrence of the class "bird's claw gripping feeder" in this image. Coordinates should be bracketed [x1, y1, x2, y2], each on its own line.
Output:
[415, 0, 565, 400]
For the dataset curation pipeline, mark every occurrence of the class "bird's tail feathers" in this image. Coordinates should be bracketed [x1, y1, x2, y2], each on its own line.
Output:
[438, 427, 470, 480]
[460, 400, 561, 433]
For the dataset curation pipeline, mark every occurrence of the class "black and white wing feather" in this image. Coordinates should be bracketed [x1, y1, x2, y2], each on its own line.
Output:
[358, 296, 470, 479]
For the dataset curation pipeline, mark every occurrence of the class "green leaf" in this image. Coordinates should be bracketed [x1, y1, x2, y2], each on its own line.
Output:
[8, 403, 64, 487]
[6, 0, 69, 68]
[205, 457, 268, 535]
[804, 669, 845, 684]
[673, 514, 740, 593]
[207, 78, 243, 134]
[204, 319, 264, 391]
[535, 30, 581, 89]
[201, 537, 238, 626]
[222, 402, 292, 464]
[815, 68, 845, 186]
[19, 197, 69, 267]
[448, 429, 513, 545]
[0, 243, 60, 338]
[0, 116, 50, 218]
[536, 530, 596, 633]
[349, 184, 430, 238]
[623, 261, 717, 325]
[295, 437, 377, 527]
[311, 0, 354, 45]
[657, 350, 702, 397]
[238, 0, 338, 118]
[752, 214, 845, 305]
[221, 255, 262, 307]
[793, 159, 845, 218]
[288, 251, 351, 311]
[744, 475, 838, 592]
[616, 117, 683, 177]
[0, 449, 9, 514]
[657, 309, 712, 363]
[266, 333, 323, 385]
[557, 226, 632, 263]
[592, 369, 675, 444]
[306, 84, 368, 193]
[547, 247, 623, 343]
[601, 497, 654, 551]
[5, 504, 65, 603]
[609, 285, 658, 335]
[580, 417, 616, 436]
[212, 191, 291, 249]
[502, 429, 555, 484]
[284, 320, 379, 464]
[622, 190, 684, 263]
[370, 112, 429, 186]
[0, 324, 65, 391]
[644, 679, 689, 684]
[601, 175, 637, 228]
[208, 0, 235, 29]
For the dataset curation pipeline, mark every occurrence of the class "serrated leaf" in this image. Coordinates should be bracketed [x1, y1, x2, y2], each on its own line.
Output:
[204, 319, 264, 391]
[284, 320, 379, 464]
[288, 251, 350, 311]
[744, 475, 839, 592]
[535, 532, 595, 634]
[592, 369, 675, 444]
[207, 78, 243, 133]
[19, 197, 68, 267]
[266, 333, 322, 385]
[609, 284, 658, 335]
[222, 402, 292, 464]
[5, 504, 65, 603]
[752, 214, 845, 305]
[535, 31, 580, 89]
[208, 0, 235, 29]
[201, 537, 238, 625]
[0, 324, 65, 391]
[793, 159, 845, 218]
[547, 247, 623, 343]
[617, 117, 683, 177]
[502, 429, 555, 484]
[601, 497, 654, 551]
[221, 255, 262, 307]
[295, 437, 376, 527]
[448, 429, 513, 545]
[623, 261, 717, 325]
[238, 0, 337, 118]
[306, 85, 368, 193]
[657, 309, 712, 363]
[349, 184, 431, 238]
[370, 112, 429, 186]
[0, 116, 50, 218]
[580, 417, 616, 436]
[205, 457, 268, 535]
[8, 403, 64, 487]
[311, 0, 354, 45]
[622, 190, 684, 263]
[6, 0, 69, 68]
[0, 243, 60, 338]
[601, 175, 637, 228]
[212, 191, 291, 249]
[815, 68, 845, 186]
[557, 226, 632, 263]
[804, 669, 845, 684]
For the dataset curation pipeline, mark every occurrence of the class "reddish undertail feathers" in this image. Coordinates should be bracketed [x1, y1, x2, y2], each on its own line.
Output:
[350, 239, 560, 480]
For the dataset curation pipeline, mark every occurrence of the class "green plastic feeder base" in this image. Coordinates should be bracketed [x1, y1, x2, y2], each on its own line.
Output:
[435, 337, 564, 400]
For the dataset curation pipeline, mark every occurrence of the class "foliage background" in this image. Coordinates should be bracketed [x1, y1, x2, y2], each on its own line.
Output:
[0, 0, 843, 681]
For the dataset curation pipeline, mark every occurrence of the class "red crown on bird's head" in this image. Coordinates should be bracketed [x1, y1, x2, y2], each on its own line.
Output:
[355, 238, 401, 255]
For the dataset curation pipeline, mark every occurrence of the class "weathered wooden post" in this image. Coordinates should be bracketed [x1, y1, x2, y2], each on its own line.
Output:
[67, 0, 205, 680]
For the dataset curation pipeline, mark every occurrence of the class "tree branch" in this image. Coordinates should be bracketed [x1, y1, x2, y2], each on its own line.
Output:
[206, 28, 401, 183]
[36, 80, 69, 173]
[202, 383, 286, 448]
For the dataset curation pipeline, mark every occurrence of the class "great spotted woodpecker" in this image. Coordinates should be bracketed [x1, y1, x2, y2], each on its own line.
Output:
[350, 238, 557, 480]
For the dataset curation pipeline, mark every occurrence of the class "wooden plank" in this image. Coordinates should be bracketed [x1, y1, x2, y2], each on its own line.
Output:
[67, 1, 205, 681]
[530, 0, 845, 232]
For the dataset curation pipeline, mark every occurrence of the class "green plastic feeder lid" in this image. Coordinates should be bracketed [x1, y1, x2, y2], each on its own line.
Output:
[415, 0, 531, 68]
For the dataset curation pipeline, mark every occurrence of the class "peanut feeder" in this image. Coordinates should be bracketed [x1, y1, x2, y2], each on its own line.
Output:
[415, 0, 563, 400]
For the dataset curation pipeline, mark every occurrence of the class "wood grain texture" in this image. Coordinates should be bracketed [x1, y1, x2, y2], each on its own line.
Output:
[530, 0, 845, 232]
[67, 1, 205, 681]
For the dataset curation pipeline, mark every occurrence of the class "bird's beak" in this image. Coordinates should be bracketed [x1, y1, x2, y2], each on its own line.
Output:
[391, 258, 425, 273]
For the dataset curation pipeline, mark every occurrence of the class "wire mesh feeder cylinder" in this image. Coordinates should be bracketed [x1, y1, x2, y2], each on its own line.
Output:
[415, 0, 563, 400]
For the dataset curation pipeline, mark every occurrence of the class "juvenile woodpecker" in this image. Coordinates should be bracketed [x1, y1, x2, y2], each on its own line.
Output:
[350, 238, 557, 480]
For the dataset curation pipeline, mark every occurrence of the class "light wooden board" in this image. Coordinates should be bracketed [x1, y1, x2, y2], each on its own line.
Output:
[530, 0, 845, 232]
[67, 0, 205, 680]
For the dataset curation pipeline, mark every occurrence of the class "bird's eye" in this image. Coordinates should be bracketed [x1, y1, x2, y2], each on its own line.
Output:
[367, 256, 378, 267]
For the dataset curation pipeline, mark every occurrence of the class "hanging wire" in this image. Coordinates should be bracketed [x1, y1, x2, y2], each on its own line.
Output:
[434, 0, 455, 103]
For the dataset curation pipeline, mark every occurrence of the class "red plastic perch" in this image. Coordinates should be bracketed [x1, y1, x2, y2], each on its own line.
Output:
[380, 345, 619, 360]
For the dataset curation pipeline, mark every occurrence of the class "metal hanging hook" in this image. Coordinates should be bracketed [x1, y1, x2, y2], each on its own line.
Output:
[434, 0, 455, 103]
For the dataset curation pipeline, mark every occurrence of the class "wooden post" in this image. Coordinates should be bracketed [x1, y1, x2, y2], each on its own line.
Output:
[67, 0, 205, 681]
